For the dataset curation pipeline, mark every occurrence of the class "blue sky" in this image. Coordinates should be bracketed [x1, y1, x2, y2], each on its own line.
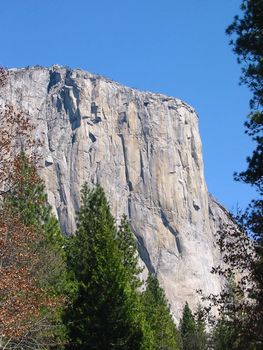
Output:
[0, 0, 256, 211]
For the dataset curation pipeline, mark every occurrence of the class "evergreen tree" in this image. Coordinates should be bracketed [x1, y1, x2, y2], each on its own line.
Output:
[180, 302, 207, 350]
[3, 153, 67, 294]
[211, 318, 239, 350]
[225, 1, 263, 345]
[210, 277, 255, 350]
[64, 184, 151, 349]
[227, 0, 263, 262]
[142, 273, 181, 350]
[4, 153, 57, 228]
[180, 302, 196, 350]
[194, 304, 208, 350]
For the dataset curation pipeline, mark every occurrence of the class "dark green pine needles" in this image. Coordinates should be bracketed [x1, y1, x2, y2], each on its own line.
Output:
[179, 302, 207, 350]
[143, 274, 182, 350]
[64, 185, 148, 349]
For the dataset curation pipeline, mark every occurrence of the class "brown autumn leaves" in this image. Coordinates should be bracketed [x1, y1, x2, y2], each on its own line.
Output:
[0, 68, 66, 348]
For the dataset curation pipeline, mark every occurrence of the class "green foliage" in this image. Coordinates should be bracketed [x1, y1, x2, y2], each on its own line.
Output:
[226, 1, 263, 346]
[179, 302, 207, 350]
[226, 0, 263, 110]
[64, 184, 152, 349]
[3, 154, 67, 293]
[211, 318, 238, 350]
[142, 274, 181, 350]
[194, 304, 208, 350]
[227, 0, 263, 238]
[209, 277, 246, 350]
[227, 0, 263, 240]
[180, 302, 195, 339]
[5, 153, 54, 227]
[180, 302, 196, 350]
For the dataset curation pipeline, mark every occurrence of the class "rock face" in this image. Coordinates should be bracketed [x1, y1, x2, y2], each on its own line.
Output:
[0, 66, 229, 321]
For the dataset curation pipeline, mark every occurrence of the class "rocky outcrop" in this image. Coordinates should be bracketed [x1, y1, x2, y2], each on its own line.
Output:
[0, 66, 229, 321]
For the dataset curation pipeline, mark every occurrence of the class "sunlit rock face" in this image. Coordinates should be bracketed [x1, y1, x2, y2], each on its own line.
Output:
[0, 66, 229, 321]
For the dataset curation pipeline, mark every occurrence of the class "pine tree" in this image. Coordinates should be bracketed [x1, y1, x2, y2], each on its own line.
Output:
[3, 153, 68, 294]
[211, 318, 239, 350]
[142, 274, 181, 350]
[180, 302, 207, 350]
[226, 2, 263, 344]
[4, 153, 56, 227]
[194, 304, 208, 350]
[209, 277, 253, 350]
[64, 184, 150, 349]
[116, 215, 156, 349]
[180, 302, 196, 350]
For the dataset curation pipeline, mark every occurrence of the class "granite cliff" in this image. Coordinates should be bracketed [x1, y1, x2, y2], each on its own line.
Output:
[0, 66, 230, 321]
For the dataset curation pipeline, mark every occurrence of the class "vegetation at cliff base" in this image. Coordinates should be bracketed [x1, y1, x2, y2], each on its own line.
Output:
[64, 184, 147, 349]
[0, 64, 182, 348]
[0, 154, 68, 349]
[63, 184, 182, 349]
[142, 274, 182, 349]
[0, 0, 262, 348]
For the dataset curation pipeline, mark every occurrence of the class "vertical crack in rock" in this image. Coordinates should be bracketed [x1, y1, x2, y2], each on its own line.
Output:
[118, 133, 133, 191]
[160, 209, 182, 255]
[60, 75, 81, 130]
[139, 150, 145, 183]
[137, 235, 155, 274]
